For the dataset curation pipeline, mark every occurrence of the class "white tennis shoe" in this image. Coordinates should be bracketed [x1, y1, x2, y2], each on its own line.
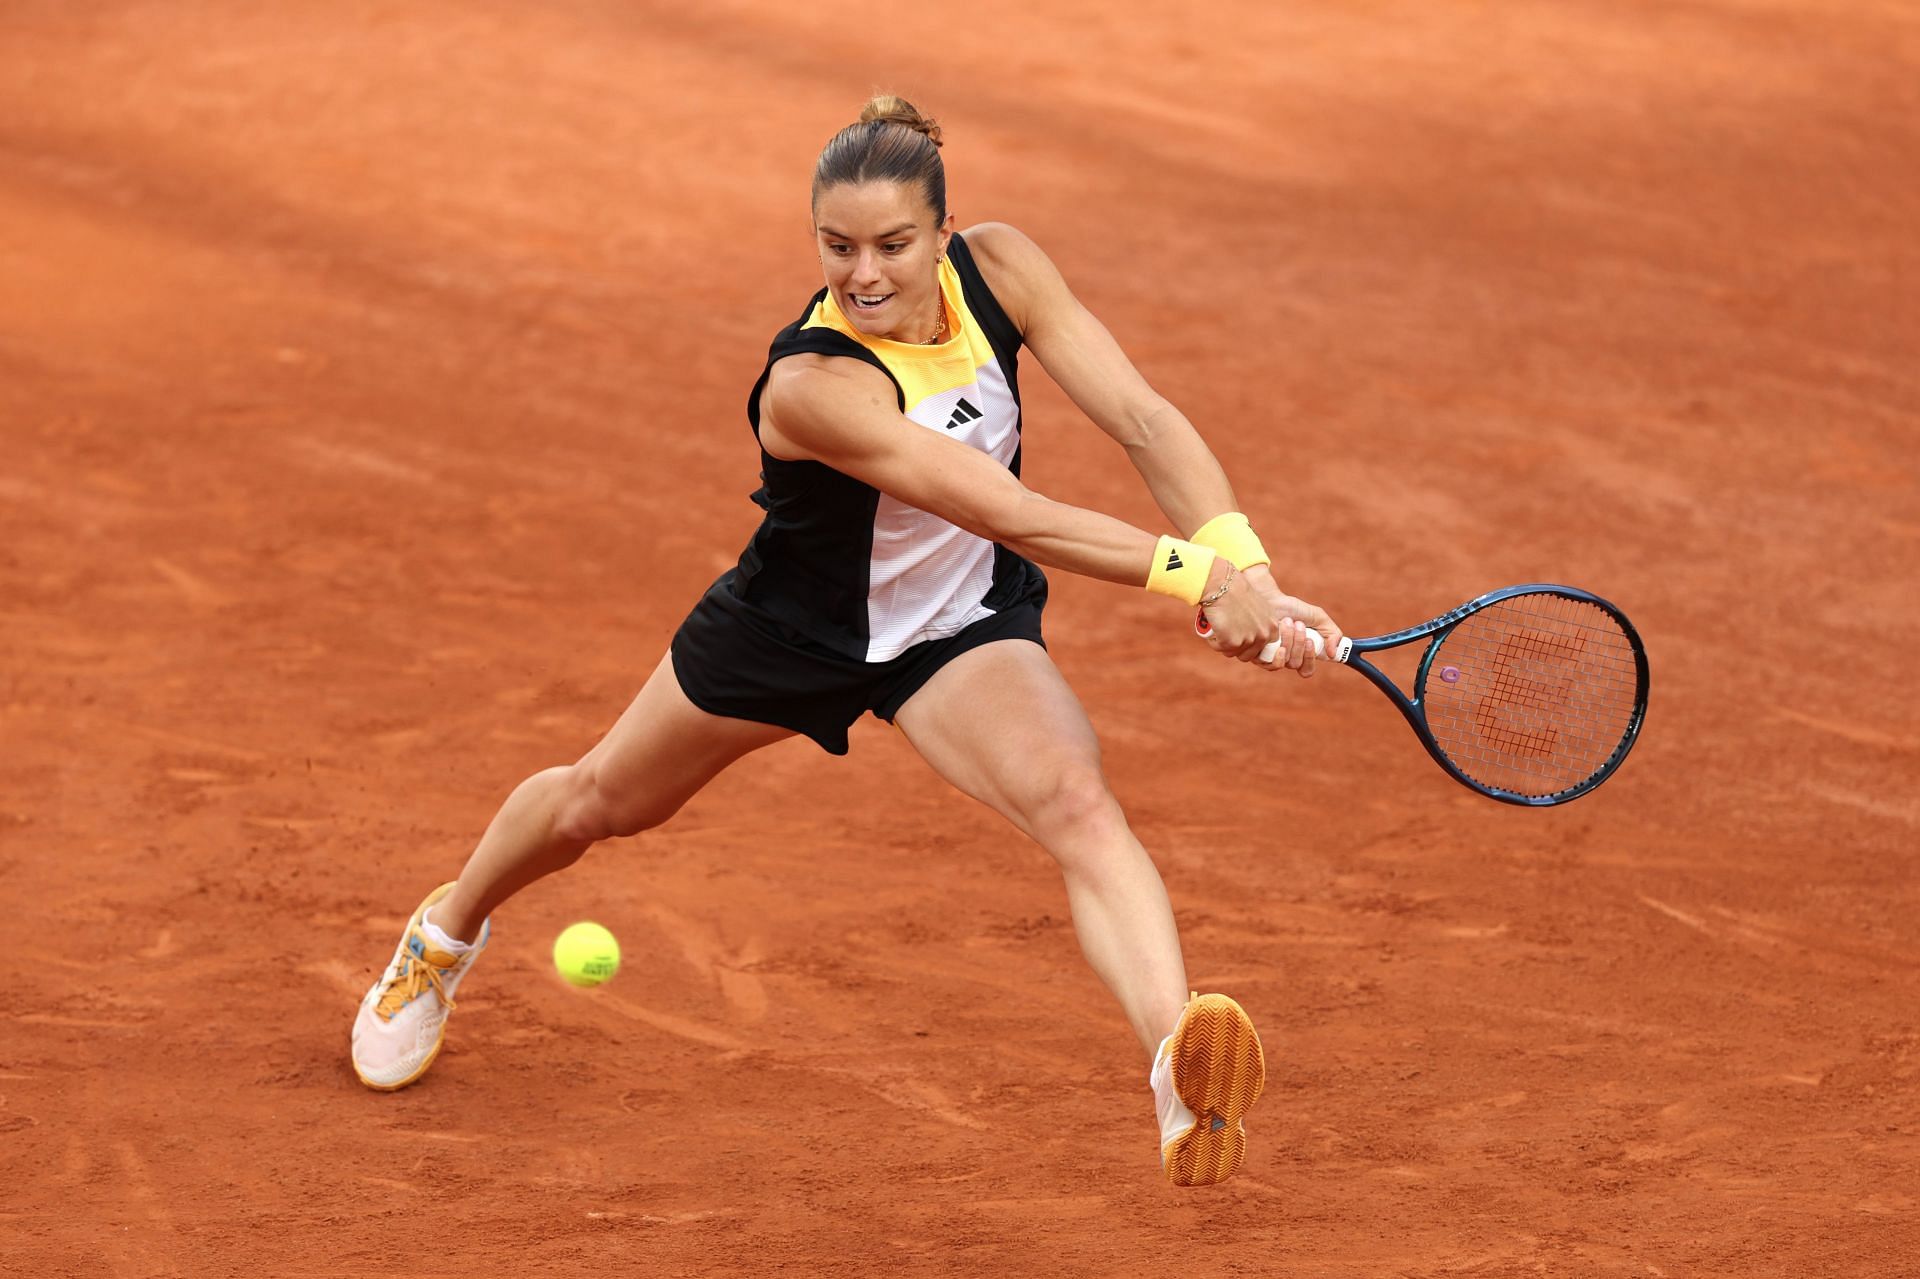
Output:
[350, 882, 489, 1091]
[1152, 992, 1267, 1186]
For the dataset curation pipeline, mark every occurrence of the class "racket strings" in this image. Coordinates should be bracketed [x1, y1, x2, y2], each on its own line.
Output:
[1423, 595, 1640, 798]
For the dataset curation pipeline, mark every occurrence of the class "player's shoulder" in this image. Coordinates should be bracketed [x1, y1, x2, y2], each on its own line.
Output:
[765, 351, 892, 420]
[762, 352, 905, 462]
[768, 350, 875, 392]
[958, 223, 1062, 330]
[959, 221, 1052, 278]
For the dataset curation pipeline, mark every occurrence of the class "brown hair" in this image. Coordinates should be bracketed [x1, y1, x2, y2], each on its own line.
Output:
[811, 95, 946, 223]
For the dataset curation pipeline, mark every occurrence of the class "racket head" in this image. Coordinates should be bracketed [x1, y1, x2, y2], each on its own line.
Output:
[1356, 585, 1649, 806]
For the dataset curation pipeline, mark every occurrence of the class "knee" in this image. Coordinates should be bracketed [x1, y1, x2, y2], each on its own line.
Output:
[1020, 763, 1127, 855]
[548, 761, 673, 845]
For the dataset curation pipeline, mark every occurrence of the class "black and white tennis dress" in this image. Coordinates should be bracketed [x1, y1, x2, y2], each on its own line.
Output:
[672, 232, 1047, 754]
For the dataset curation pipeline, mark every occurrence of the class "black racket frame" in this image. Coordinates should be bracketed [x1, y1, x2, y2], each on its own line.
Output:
[1345, 583, 1650, 807]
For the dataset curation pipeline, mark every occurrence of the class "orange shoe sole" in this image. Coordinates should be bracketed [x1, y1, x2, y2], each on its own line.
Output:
[1162, 993, 1266, 1187]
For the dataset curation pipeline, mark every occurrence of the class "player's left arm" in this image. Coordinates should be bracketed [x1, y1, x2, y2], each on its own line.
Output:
[965, 222, 1340, 665]
[965, 222, 1238, 536]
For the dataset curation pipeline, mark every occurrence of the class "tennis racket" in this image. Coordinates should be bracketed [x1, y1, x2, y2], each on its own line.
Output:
[1197, 584, 1649, 807]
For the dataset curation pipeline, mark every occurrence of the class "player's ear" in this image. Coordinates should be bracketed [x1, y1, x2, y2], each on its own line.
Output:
[937, 211, 957, 258]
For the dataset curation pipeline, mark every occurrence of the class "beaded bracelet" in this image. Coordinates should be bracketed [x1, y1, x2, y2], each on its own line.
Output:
[1196, 561, 1237, 608]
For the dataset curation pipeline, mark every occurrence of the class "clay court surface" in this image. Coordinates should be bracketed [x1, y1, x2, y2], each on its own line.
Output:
[4, 2, 1917, 1274]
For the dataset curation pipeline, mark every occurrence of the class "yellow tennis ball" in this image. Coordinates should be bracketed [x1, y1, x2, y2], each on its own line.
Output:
[553, 921, 620, 987]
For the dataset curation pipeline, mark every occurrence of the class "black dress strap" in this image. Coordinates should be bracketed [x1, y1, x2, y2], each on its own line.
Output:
[945, 232, 1023, 403]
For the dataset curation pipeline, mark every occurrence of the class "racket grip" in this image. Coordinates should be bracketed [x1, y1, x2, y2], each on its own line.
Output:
[1195, 610, 1345, 663]
[1262, 628, 1324, 664]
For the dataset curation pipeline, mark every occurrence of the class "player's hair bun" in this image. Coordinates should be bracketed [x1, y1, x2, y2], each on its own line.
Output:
[858, 94, 943, 148]
[813, 94, 948, 221]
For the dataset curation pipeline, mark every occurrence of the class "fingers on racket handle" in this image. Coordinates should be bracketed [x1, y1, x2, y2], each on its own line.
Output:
[1195, 610, 1346, 663]
[1259, 628, 1327, 664]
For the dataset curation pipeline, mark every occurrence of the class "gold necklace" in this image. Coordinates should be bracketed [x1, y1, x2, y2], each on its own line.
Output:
[925, 303, 946, 345]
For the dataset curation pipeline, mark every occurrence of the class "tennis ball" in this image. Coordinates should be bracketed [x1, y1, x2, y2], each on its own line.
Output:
[553, 921, 621, 987]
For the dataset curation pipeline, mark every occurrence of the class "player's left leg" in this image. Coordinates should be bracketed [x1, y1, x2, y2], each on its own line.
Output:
[893, 638, 1265, 1185]
[892, 637, 1185, 1055]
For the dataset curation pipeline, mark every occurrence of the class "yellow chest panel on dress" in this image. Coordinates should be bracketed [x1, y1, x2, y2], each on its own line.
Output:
[804, 256, 1001, 414]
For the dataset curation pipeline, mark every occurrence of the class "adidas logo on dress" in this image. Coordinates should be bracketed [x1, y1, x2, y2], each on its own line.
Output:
[943, 398, 984, 430]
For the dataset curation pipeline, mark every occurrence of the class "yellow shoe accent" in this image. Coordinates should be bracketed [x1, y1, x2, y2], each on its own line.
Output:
[373, 888, 464, 1022]
[1161, 992, 1266, 1187]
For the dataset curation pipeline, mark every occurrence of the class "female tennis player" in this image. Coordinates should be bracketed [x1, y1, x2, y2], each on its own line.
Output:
[350, 96, 1342, 1188]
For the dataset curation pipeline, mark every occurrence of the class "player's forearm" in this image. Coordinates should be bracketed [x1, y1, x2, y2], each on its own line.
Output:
[1121, 402, 1243, 537]
[914, 453, 1175, 587]
[991, 490, 1176, 588]
[903, 440, 1211, 590]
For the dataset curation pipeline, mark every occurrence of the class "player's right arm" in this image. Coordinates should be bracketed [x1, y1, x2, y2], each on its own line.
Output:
[758, 354, 1279, 657]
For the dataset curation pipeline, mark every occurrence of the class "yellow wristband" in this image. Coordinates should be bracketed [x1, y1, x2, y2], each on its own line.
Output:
[1190, 511, 1271, 570]
[1145, 536, 1218, 605]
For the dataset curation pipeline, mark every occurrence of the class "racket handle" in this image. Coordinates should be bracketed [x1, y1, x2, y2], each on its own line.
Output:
[1261, 628, 1324, 664]
[1195, 611, 1348, 663]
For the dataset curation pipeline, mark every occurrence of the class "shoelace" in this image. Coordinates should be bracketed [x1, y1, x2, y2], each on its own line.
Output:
[374, 934, 459, 1021]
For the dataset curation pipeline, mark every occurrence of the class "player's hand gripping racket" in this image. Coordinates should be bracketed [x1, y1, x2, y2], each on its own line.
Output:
[1198, 584, 1649, 806]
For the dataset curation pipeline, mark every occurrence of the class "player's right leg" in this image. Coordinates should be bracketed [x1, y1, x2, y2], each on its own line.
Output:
[350, 651, 792, 1090]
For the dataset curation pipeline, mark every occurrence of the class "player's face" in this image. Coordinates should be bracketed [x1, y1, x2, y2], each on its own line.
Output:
[813, 181, 954, 342]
